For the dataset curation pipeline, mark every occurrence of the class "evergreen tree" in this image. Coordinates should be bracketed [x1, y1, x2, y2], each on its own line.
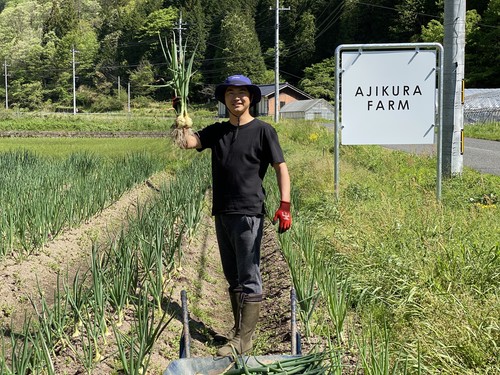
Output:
[181, 0, 210, 100]
[128, 59, 156, 97]
[181, 0, 208, 72]
[339, 0, 401, 43]
[214, 11, 268, 83]
[43, 0, 78, 38]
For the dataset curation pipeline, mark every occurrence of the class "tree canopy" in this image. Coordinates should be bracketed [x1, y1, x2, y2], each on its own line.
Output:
[0, 0, 498, 109]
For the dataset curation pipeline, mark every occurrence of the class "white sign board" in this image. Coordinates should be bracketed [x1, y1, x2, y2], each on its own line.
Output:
[341, 50, 437, 145]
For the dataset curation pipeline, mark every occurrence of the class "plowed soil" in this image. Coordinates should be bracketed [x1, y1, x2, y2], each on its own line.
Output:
[0, 172, 303, 374]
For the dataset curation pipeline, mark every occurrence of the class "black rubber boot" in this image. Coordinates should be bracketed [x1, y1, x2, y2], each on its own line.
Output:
[217, 298, 261, 357]
[226, 291, 241, 340]
[214, 291, 240, 342]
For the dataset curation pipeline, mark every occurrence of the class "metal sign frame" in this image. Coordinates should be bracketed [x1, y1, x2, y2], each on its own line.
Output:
[334, 43, 444, 201]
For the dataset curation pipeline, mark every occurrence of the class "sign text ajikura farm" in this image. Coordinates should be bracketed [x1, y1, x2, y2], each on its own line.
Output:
[354, 85, 423, 111]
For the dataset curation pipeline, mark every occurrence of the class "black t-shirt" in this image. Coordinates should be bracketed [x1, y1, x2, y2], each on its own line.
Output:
[197, 118, 285, 216]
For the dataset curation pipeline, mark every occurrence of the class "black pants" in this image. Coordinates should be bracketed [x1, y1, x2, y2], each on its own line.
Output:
[214, 214, 263, 299]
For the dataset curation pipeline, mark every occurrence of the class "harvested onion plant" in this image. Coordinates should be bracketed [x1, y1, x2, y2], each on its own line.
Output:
[225, 351, 329, 375]
[159, 33, 197, 148]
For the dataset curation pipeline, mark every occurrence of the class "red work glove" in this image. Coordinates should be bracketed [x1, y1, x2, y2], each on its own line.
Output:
[272, 201, 292, 233]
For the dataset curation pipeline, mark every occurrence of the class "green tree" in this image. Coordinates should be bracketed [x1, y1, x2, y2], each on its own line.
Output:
[108, 0, 164, 80]
[214, 11, 267, 83]
[0, 0, 51, 107]
[43, 0, 78, 38]
[10, 80, 44, 110]
[269, 0, 321, 84]
[179, 0, 209, 101]
[420, 9, 481, 44]
[467, 0, 500, 86]
[181, 0, 208, 72]
[389, 0, 441, 41]
[139, 7, 177, 38]
[420, 18, 444, 42]
[129, 59, 156, 97]
[339, 0, 395, 43]
[298, 57, 335, 101]
[419, 7, 487, 87]
[45, 20, 100, 103]
[290, 11, 316, 66]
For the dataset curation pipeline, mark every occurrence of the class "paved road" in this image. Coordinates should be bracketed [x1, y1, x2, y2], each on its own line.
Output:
[322, 123, 499, 175]
[384, 138, 500, 176]
[463, 138, 500, 175]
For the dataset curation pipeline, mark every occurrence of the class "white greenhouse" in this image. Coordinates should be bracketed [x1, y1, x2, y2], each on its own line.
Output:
[279, 99, 335, 120]
[464, 88, 500, 123]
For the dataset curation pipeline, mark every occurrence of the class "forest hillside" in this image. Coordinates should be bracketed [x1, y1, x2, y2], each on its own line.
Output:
[0, 0, 498, 110]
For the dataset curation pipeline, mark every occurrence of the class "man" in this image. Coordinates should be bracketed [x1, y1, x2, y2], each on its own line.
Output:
[178, 74, 292, 356]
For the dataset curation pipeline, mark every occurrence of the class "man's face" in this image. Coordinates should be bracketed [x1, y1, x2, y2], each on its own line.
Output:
[224, 86, 251, 116]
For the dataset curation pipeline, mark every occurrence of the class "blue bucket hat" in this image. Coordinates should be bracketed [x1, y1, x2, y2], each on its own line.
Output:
[215, 75, 262, 105]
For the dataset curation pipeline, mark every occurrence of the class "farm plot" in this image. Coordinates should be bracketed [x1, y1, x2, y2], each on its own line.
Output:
[0, 150, 166, 258]
[1, 118, 498, 374]
[0, 152, 305, 374]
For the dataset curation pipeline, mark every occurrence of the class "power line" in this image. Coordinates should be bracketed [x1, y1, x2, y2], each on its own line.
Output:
[357, 1, 500, 29]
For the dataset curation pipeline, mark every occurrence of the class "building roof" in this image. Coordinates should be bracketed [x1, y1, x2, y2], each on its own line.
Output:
[280, 98, 334, 113]
[258, 83, 313, 99]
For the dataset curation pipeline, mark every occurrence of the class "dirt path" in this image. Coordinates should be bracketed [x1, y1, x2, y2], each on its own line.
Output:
[0, 172, 296, 374]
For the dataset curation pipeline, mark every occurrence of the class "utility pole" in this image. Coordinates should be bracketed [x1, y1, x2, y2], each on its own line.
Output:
[3, 60, 9, 109]
[173, 12, 188, 61]
[72, 46, 79, 115]
[127, 82, 131, 113]
[442, 0, 466, 176]
[271, 0, 290, 123]
[118, 76, 121, 98]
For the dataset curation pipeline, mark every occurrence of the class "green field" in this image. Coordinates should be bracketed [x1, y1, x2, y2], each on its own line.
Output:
[465, 121, 500, 141]
[0, 137, 168, 158]
[1, 114, 498, 374]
